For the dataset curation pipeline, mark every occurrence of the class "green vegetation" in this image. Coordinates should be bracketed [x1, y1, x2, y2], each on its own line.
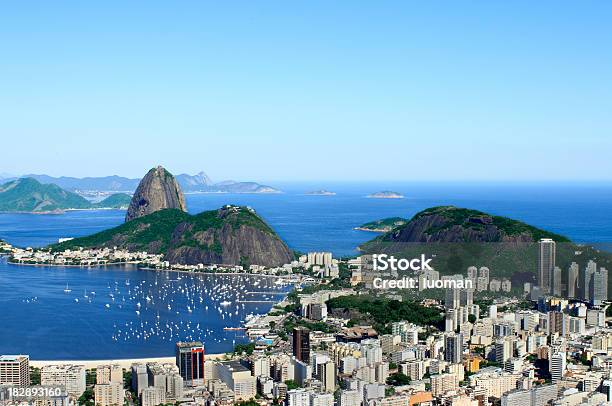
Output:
[358, 206, 612, 295]
[52, 206, 284, 255]
[78, 388, 94, 406]
[92, 193, 132, 209]
[236, 401, 260, 406]
[326, 295, 443, 333]
[86, 369, 96, 385]
[284, 380, 300, 390]
[357, 217, 407, 232]
[408, 206, 570, 242]
[283, 316, 336, 334]
[0, 178, 91, 212]
[233, 342, 256, 355]
[386, 372, 411, 386]
[0, 178, 132, 212]
[30, 367, 41, 385]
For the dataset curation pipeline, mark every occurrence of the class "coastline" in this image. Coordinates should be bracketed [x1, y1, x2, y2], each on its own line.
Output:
[29, 353, 226, 369]
[8, 259, 297, 280]
[353, 227, 386, 233]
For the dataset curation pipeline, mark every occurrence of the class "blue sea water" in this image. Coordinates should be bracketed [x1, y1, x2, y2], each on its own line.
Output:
[1, 181, 611, 359]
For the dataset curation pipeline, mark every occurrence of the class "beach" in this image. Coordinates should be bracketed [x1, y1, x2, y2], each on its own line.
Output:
[29, 353, 226, 370]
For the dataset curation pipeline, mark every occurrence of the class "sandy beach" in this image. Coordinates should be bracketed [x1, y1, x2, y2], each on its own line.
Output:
[29, 353, 226, 370]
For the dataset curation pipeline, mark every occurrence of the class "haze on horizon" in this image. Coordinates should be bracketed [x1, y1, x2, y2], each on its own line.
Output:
[1, 2, 611, 182]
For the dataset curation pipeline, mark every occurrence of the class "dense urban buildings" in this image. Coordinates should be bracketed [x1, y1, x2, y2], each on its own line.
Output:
[1, 247, 611, 405]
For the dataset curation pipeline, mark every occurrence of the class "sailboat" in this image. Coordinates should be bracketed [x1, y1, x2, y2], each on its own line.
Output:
[63, 284, 72, 293]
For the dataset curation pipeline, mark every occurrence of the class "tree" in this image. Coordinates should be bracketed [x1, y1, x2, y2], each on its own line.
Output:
[284, 380, 300, 390]
[236, 401, 260, 406]
[468, 314, 477, 323]
[78, 388, 94, 406]
[234, 342, 256, 355]
[386, 372, 411, 386]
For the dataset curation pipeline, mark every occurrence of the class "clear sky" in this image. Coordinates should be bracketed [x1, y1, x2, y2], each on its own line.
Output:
[0, 1, 611, 182]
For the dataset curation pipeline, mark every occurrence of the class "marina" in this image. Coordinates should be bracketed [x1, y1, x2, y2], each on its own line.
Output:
[0, 257, 292, 360]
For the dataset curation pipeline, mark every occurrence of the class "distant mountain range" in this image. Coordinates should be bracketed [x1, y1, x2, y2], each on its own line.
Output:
[0, 171, 280, 194]
[0, 178, 131, 213]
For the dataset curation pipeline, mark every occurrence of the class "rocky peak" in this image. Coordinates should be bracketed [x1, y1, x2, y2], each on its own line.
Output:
[125, 166, 187, 222]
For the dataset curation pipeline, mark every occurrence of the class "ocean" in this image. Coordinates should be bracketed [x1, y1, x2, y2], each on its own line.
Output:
[1, 181, 611, 359]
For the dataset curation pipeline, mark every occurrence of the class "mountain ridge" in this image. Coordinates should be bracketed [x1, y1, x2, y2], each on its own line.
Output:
[0, 178, 130, 213]
[3, 172, 280, 194]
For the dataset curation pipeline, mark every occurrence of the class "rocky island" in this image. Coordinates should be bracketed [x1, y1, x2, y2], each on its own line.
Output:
[367, 190, 404, 199]
[305, 190, 336, 196]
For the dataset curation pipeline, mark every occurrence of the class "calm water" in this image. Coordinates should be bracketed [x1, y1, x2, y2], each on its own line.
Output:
[1, 181, 611, 359]
[2, 182, 612, 256]
[0, 259, 291, 359]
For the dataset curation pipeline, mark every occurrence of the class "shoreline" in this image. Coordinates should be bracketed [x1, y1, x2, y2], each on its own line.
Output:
[29, 353, 226, 369]
[353, 227, 386, 233]
[7, 259, 297, 279]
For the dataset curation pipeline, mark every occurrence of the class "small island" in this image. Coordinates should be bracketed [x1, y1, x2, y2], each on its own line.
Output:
[305, 190, 336, 196]
[366, 190, 404, 199]
[355, 217, 407, 232]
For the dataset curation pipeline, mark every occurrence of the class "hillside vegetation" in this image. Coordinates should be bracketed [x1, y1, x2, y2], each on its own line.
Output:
[52, 206, 293, 267]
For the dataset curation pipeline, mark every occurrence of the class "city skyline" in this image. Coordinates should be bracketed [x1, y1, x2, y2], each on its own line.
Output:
[1, 2, 611, 181]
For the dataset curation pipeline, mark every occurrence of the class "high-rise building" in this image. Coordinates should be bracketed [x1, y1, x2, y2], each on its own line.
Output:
[140, 386, 165, 406]
[537, 238, 556, 294]
[310, 392, 334, 406]
[176, 341, 205, 387]
[317, 361, 336, 393]
[445, 288, 460, 309]
[552, 266, 562, 296]
[590, 267, 608, 306]
[292, 327, 310, 362]
[96, 364, 123, 385]
[146, 362, 184, 400]
[460, 288, 474, 307]
[550, 352, 566, 383]
[495, 338, 513, 364]
[213, 361, 257, 401]
[94, 382, 124, 406]
[567, 262, 579, 298]
[580, 260, 597, 301]
[131, 364, 148, 395]
[41, 364, 86, 397]
[339, 389, 361, 406]
[431, 373, 459, 396]
[0, 355, 29, 386]
[444, 333, 463, 364]
[287, 388, 310, 406]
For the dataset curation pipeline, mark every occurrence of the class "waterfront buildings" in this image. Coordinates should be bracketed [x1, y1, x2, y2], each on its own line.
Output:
[94, 381, 124, 406]
[0, 355, 29, 387]
[176, 341, 205, 387]
[40, 364, 86, 397]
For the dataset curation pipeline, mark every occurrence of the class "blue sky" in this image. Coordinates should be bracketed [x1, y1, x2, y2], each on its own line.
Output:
[0, 1, 610, 181]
